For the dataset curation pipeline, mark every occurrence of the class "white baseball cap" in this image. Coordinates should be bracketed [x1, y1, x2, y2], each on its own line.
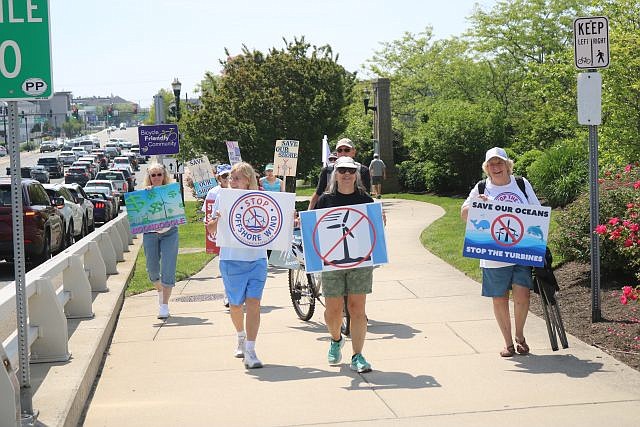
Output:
[485, 147, 509, 162]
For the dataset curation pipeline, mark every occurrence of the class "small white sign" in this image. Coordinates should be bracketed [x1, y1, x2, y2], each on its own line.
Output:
[273, 139, 299, 177]
[162, 158, 184, 174]
[574, 16, 609, 69]
[225, 141, 242, 165]
[577, 72, 602, 125]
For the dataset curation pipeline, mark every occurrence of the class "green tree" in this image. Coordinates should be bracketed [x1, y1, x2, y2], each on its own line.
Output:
[180, 37, 355, 176]
[62, 118, 83, 138]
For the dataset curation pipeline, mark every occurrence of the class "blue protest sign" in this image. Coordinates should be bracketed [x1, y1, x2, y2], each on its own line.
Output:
[300, 202, 388, 273]
[463, 200, 551, 267]
[124, 183, 186, 234]
[138, 124, 180, 155]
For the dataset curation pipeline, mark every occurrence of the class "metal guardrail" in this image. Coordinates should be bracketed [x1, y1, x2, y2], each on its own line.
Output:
[0, 214, 134, 427]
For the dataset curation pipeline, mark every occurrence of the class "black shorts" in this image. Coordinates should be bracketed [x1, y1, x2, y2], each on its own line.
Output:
[372, 176, 382, 185]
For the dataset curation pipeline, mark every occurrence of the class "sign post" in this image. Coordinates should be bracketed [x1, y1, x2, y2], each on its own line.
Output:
[574, 16, 609, 322]
[0, 0, 53, 423]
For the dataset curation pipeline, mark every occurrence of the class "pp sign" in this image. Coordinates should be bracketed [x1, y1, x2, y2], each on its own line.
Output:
[0, 0, 53, 100]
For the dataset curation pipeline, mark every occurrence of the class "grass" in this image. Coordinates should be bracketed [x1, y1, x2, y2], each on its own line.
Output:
[126, 200, 214, 296]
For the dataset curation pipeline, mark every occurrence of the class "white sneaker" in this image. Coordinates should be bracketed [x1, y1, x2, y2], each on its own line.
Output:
[157, 304, 169, 320]
[243, 349, 263, 369]
[223, 296, 230, 308]
[235, 336, 246, 358]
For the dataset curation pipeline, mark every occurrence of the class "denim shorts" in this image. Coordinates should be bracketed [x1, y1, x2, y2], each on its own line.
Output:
[143, 227, 179, 287]
[321, 266, 373, 298]
[481, 264, 533, 297]
[220, 259, 268, 305]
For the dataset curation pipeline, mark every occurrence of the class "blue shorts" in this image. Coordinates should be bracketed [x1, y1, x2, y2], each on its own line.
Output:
[219, 259, 268, 305]
[481, 264, 533, 297]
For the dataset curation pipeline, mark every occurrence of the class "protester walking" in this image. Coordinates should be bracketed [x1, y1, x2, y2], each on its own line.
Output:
[206, 162, 268, 369]
[313, 156, 375, 373]
[308, 138, 371, 210]
[369, 153, 386, 199]
[461, 147, 541, 357]
[142, 163, 179, 320]
[203, 164, 231, 307]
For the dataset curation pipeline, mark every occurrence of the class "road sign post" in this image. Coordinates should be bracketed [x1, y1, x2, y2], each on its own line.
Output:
[574, 16, 609, 322]
[0, 0, 53, 100]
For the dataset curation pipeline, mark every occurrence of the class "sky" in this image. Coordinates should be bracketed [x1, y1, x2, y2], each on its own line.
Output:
[49, 0, 497, 108]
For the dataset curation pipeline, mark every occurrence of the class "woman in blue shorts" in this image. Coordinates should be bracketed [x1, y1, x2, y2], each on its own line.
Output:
[461, 147, 542, 357]
[206, 162, 267, 369]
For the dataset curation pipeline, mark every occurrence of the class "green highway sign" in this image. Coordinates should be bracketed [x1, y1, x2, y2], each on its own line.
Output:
[0, 0, 52, 100]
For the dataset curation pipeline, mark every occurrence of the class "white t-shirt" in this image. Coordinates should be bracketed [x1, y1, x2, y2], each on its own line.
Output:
[212, 195, 267, 262]
[462, 175, 541, 269]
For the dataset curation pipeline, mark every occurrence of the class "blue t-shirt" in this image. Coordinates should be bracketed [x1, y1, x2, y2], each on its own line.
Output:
[260, 177, 282, 192]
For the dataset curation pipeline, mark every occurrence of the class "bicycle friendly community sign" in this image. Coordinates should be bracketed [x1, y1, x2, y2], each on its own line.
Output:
[463, 200, 551, 267]
[138, 124, 180, 155]
[0, 0, 53, 100]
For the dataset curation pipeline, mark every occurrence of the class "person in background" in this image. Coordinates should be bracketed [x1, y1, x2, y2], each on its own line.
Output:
[308, 138, 371, 210]
[202, 164, 231, 307]
[369, 153, 386, 199]
[328, 152, 337, 165]
[259, 163, 285, 192]
[460, 147, 541, 358]
[313, 156, 375, 373]
[206, 162, 268, 369]
[142, 163, 179, 320]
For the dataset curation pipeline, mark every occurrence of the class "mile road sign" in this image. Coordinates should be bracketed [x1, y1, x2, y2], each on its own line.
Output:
[574, 16, 609, 70]
[0, 0, 53, 100]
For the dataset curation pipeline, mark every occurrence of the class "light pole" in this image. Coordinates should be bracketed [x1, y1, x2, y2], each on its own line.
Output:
[171, 78, 184, 203]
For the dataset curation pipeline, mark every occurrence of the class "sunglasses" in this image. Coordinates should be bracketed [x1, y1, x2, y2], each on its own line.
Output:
[336, 148, 352, 153]
[219, 174, 229, 179]
[336, 168, 356, 175]
[149, 173, 164, 177]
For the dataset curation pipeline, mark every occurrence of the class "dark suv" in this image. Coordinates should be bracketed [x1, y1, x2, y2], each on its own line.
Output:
[0, 178, 65, 264]
[37, 156, 64, 178]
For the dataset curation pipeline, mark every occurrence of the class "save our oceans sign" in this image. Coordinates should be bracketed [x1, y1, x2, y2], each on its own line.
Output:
[299, 203, 388, 273]
[273, 139, 299, 177]
[215, 188, 296, 251]
[124, 183, 186, 234]
[0, 0, 53, 100]
[138, 124, 180, 155]
[463, 200, 551, 267]
[187, 155, 217, 198]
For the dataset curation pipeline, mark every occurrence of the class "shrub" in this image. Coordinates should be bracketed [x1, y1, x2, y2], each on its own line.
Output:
[513, 149, 543, 177]
[526, 141, 588, 208]
[397, 159, 427, 192]
[552, 162, 640, 279]
[305, 164, 323, 187]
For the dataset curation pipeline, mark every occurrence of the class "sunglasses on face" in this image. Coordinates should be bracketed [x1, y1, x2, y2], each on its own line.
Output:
[219, 174, 229, 179]
[150, 173, 164, 177]
[336, 148, 351, 153]
[336, 168, 356, 175]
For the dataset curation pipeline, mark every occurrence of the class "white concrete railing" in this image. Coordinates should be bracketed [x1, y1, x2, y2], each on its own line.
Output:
[0, 214, 134, 427]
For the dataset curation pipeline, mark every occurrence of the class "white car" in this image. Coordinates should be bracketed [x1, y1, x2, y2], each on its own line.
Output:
[43, 183, 85, 247]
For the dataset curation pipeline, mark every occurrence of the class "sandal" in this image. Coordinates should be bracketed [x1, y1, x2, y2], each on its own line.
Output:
[515, 337, 530, 355]
[500, 344, 516, 357]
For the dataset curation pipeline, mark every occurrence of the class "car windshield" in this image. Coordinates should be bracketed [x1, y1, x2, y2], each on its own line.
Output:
[38, 158, 57, 164]
[68, 168, 86, 173]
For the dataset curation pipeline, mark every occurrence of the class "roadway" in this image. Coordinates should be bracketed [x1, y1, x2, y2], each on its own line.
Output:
[0, 126, 146, 287]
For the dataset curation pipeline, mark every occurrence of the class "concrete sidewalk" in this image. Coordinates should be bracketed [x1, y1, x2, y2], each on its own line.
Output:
[82, 199, 640, 426]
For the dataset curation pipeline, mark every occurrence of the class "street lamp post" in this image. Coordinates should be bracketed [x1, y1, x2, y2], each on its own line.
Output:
[171, 78, 184, 203]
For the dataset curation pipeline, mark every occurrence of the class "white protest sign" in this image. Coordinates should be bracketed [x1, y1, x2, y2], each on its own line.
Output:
[187, 156, 218, 198]
[463, 200, 551, 267]
[273, 139, 299, 177]
[215, 188, 296, 251]
[225, 141, 242, 165]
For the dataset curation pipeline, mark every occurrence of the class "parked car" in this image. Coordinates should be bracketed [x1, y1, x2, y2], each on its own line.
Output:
[29, 165, 50, 183]
[37, 156, 64, 178]
[65, 166, 92, 186]
[0, 178, 65, 264]
[39, 141, 57, 153]
[85, 180, 121, 212]
[62, 183, 96, 234]
[58, 151, 77, 166]
[43, 183, 86, 246]
[94, 170, 128, 196]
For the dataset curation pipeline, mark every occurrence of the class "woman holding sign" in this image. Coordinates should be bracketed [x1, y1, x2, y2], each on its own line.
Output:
[314, 156, 375, 373]
[142, 163, 179, 321]
[461, 147, 541, 357]
[206, 162, 268, 369]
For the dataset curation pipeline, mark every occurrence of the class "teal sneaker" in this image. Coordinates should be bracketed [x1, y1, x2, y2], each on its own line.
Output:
[327, 337, 344, 365]
[350, 353, 372, 373]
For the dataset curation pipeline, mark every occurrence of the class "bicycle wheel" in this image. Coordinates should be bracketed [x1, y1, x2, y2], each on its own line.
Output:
[538, 284, 558, 351]
[289, 267, 316, 321]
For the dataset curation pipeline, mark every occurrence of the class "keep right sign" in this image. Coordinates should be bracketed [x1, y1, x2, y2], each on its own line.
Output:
[574, 16, 609, 69]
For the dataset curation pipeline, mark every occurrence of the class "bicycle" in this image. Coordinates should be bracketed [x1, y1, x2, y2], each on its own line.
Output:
[287, 229, 351, 335]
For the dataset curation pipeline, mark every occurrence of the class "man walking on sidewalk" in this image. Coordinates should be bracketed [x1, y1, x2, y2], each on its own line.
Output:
[369, 154, 386, 199]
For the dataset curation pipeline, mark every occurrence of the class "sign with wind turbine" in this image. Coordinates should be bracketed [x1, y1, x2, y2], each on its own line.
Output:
[299, 202, 388, 273]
